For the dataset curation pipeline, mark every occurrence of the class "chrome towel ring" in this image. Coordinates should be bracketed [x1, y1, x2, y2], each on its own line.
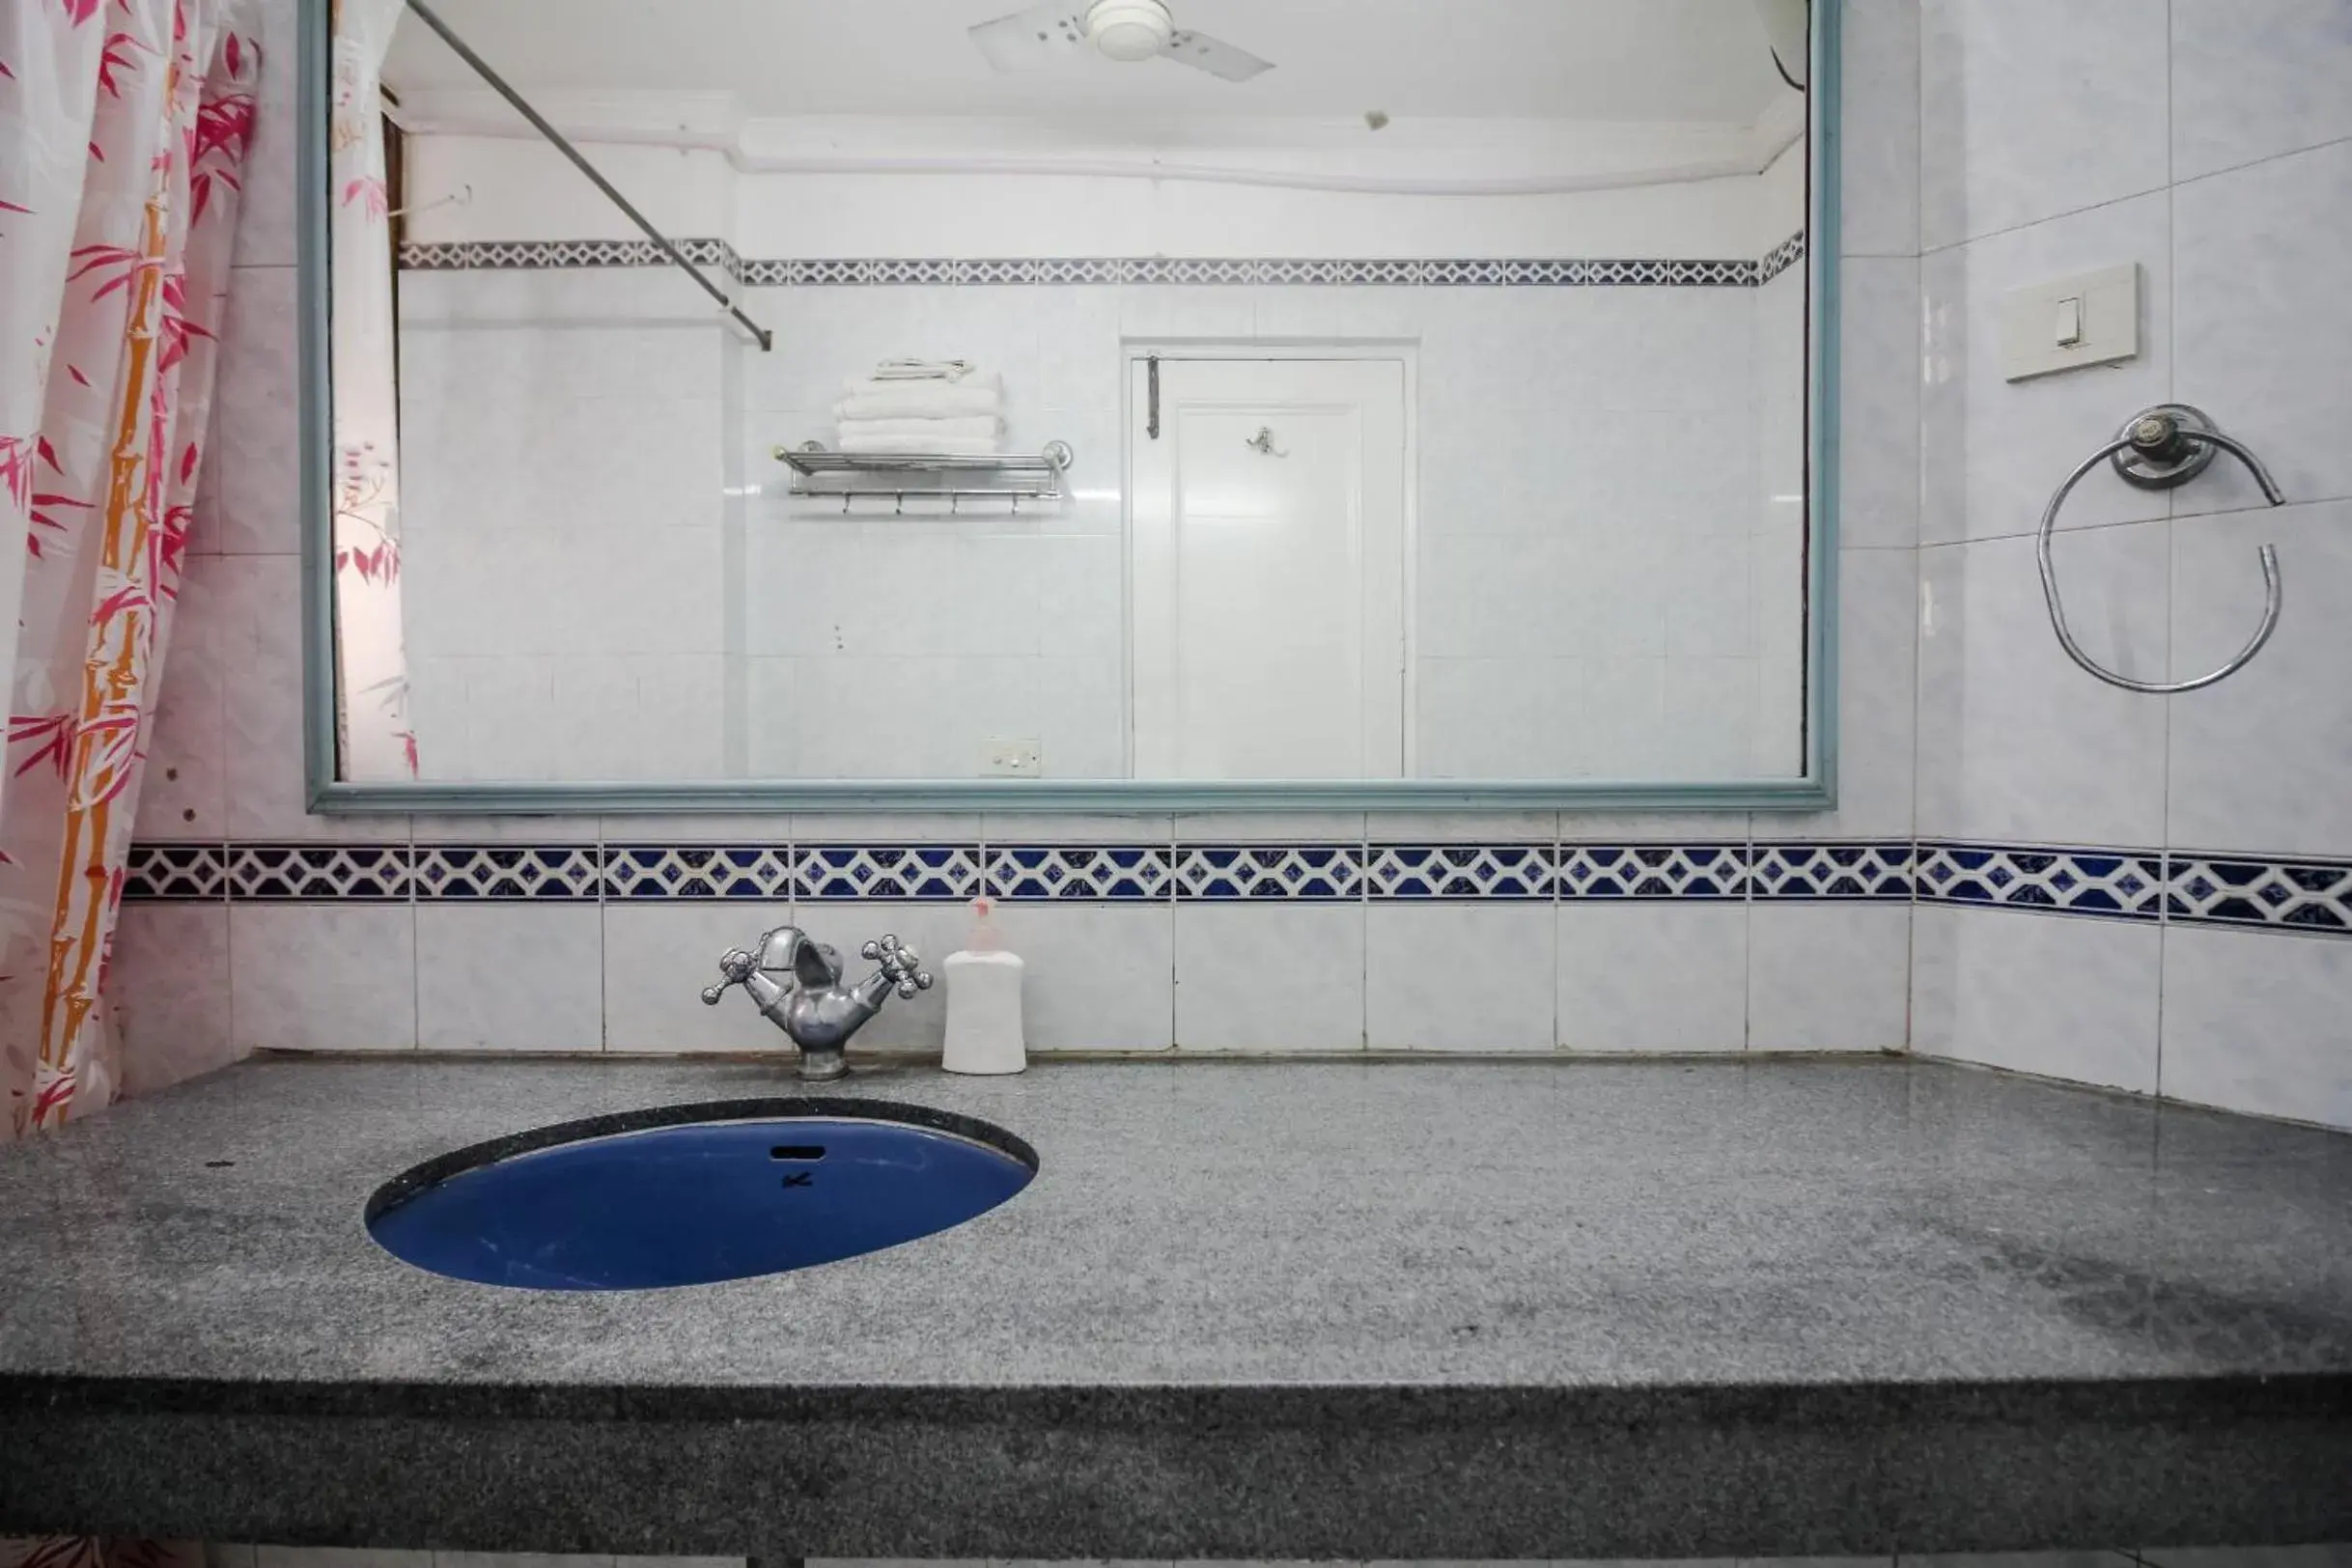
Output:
[2037, 404, 2287, 693]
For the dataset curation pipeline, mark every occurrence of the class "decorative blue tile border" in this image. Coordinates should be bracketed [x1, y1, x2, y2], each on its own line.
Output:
[395, 235, 1810, 290]
[2167, 853, 2352, 935]
[119, 838, 2352, 937]
[1915, 842, 2167, 923]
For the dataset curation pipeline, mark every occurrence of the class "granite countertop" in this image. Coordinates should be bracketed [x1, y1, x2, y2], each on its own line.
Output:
[2, 1054, 2349, 1556]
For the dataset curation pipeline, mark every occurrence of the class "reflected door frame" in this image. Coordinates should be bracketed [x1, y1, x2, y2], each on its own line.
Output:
[1123, 344, 1419, 782]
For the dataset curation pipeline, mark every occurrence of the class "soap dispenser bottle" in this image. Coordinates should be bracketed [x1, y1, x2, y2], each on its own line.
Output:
[941, 897, 1026, 1075]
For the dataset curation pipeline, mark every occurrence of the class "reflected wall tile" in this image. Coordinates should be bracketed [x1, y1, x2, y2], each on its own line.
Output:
[1366, 904, 1554, 1051]
[1911, 905, 2162, 1094]
[1556, 904, 1748, 1052]
[1918, 0, 2170, 250]
[1174, 903, 1364, 1052]
[220, 554, 408, 842]
[210, 265, 301, 556]
[2161, 924, 2352, 1129]
[2173, 137, 2352, 514]
[983, 813, 1172, 846]
[1919, 192, 2174, 546]
[229, 904, 416, 1052]
[1915, 527, 2171, 849]
[2171, 0, 2352, 182]
[1838, 256, 1921, 548]
[987, 903, 1175, 1052]
[1748, 904, 1912, 1051]
[416, 905, 603, 1052]
[2168, 501, 2352, 857]
[112, 904, 236, 1097]
[1838, 0, 1921, 257]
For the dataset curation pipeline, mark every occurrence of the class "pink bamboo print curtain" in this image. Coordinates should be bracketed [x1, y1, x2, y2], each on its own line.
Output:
[329, 0, 414, 778]
[0, 0, 261, 1139]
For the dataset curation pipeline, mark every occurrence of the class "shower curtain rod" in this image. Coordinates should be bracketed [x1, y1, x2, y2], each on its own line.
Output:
[400, 0, 774, 352]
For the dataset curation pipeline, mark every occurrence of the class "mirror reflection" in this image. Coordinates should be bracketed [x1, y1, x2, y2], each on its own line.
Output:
[327, 0, 1813, 787]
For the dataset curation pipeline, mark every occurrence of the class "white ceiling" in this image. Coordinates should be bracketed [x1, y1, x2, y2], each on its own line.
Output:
[384, 0, 1789, 125]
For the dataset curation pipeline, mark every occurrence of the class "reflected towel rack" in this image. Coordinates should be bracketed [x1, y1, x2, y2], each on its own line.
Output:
[774, 440, 1074, 514]
[2038, 404, 2286, 694]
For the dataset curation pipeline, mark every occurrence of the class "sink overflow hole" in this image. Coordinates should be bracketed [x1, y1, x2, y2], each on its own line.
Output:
[770, 1145, 826, 1162]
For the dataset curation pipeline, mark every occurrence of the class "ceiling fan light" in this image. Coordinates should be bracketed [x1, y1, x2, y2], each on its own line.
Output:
[1085, 0, 1172, 62]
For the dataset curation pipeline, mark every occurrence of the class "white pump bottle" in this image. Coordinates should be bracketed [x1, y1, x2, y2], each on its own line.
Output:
[940, 897, 1026, 1075]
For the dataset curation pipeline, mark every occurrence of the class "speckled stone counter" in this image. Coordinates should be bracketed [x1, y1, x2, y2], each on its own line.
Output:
[2, 1055, 2349, 1556]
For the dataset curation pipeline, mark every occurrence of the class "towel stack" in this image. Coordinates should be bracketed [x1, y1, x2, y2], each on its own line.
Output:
[833, 359, 1004, 456]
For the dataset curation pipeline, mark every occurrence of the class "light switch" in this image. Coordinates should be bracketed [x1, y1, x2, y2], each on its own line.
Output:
[2054, 295, 2084, 347]
[2002, 263, 2139, 380]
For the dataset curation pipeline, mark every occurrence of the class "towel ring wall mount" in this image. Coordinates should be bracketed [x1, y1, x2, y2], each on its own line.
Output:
[2037, 404, 2287, 694]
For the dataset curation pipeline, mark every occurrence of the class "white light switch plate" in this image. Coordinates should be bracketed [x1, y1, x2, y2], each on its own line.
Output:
[2002, 262, 2140, 380]
[984, 737, 1043, 777]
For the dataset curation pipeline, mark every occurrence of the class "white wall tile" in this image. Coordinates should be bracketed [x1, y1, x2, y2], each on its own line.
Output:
[111, 904, 237, 1097]
[1806, 547, 1918, 839]
[2161, 926, 2352, 1129]
[229, 905, 416, 1052]
[144, 553, 231, 839]
[986, 904, 1174, 1052]
[416, 905, 603, 1052]
[1748, 904, 1912, 1051]
[2167, 500, 2352, 855]
[1911, 906, 2162, 1094]
[2173, 137, 2352, 514]
[1174, 903, 1364, 1052]
[1839, 256, 1922, 548]
[1556, 904, 1748, 1052]
[601, 902, 804, 1054]
[1365, 904, 1555, 1051]
[1839, 0, 1921, 257]
[1918, 0, 2171, 250]
[1915, 526, 2170, 847]
[209, 266, 300, 555]
[2170, 0, 2352, 182]
[1919, 191, 2175, 546]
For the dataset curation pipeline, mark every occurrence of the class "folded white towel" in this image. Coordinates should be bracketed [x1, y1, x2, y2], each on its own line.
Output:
[836, 433, 1002, 457]
[843, 370, 1000, 398]
[869, 358, 977, 382]
[837, 384, 1004, 422]
[834, 415, 1004, 441]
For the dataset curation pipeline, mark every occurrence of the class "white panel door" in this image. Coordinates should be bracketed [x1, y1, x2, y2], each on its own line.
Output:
[1130, 357, 1409, 780]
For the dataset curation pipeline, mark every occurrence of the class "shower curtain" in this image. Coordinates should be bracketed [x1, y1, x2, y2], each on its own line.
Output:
[0, 0, 262, 1139]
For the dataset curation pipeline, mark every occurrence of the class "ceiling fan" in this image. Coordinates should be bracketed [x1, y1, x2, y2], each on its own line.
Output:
[968, 0, 1275, 83]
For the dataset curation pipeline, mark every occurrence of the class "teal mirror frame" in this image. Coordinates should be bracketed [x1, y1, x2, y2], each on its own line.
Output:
[298, 0, 1841, 815]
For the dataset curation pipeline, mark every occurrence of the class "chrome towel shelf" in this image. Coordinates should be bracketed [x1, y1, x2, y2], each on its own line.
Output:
[773, 440, 1074, 514]
[2037, 404, 2286, 694]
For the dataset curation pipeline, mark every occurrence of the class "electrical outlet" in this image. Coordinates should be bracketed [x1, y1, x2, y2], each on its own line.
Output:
[984, 738, 1043, 777]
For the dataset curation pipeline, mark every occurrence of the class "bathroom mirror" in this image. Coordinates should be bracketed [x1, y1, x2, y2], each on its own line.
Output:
[301, 0, 1836, 812]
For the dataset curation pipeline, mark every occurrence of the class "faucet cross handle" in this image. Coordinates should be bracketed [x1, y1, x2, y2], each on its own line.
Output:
[699, 947, 760, 1006]
[860, 934, 936, 1000]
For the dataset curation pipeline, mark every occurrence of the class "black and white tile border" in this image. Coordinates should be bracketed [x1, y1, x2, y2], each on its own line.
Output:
[121, 838, 2352, 937]
[396, 234, 1811, 289]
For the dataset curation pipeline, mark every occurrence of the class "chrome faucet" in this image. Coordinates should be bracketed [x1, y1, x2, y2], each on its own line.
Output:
[700, 925, 934, 1080]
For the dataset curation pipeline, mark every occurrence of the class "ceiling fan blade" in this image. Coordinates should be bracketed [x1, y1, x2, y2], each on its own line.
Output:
[1160, 28, 1274, 83]
[968, 1, 1091, 73]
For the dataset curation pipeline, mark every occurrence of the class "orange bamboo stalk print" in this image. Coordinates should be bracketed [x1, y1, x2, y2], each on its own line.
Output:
[33, 182, 169, 1128]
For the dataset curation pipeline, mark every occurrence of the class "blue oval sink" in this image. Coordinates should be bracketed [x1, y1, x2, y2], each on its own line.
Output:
[365, 1098, 1035, 1291]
